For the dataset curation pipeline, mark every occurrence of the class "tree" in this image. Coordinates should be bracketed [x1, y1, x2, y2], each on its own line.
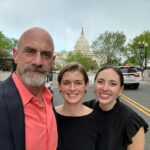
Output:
[125, 31, 150, 66]
[0, 31, 18, 70]
[65, 52, 98, 71]
[91, 31, 126, 66]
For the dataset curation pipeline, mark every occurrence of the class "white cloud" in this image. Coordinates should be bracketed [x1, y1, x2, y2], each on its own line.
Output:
[0, 0, 150, 51]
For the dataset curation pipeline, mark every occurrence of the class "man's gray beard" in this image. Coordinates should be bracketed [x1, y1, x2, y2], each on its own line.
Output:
[22, 73, 47, 87]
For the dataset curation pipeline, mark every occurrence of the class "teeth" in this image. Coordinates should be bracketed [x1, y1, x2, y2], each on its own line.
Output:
[68, 93, 77, 97]
[101, 94, 108, 96]
[100, 93, 110, 99]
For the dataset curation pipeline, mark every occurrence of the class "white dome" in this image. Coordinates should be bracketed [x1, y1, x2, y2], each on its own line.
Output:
[74, 28, 91, 52]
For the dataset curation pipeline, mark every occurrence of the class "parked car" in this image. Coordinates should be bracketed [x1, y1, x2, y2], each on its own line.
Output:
[118, 66, 142, 89]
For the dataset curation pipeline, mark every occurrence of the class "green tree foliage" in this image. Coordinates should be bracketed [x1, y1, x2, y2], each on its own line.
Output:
[65, 52, 98, 71]
[91, 31, 126, 66]
[126, 31, 150, 66]
[0, 31, 18, 70]
[0, 32, 18, 56]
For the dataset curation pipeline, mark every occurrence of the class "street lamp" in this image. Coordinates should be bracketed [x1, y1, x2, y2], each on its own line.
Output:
[138, 41, 144, 67]
[138, 41, 148, 70]
[144, 42, 148, 70]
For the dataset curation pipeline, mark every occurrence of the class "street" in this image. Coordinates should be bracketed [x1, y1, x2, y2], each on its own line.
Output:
[53, 81, 150, 150]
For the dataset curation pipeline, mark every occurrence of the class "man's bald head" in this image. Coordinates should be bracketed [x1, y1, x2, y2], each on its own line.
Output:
[17, 27, 54, 52]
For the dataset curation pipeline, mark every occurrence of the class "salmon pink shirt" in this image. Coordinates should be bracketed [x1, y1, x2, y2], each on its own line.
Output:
[12, 73, 58, 150]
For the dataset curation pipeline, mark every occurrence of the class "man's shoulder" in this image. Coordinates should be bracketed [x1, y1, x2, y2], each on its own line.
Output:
[0, 76, 14, 95]
[0, 82, 6, 104]
[0, 81, 4, 95]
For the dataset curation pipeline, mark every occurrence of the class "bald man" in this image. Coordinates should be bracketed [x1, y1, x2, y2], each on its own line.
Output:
[0, 27, 58, 150]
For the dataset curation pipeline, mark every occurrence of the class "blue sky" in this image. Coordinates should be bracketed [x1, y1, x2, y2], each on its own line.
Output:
[0, 0, 150, 51]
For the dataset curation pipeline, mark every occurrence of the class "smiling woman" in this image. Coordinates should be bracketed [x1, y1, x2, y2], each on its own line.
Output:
[55, 62, 106, 150]
[84, 65, 149, 150]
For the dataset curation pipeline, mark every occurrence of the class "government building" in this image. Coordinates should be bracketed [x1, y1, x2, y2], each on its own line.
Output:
[55, 28, 101, 70]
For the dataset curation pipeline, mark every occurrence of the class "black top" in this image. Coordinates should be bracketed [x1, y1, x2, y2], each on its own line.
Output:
[84, 99, 149, 150]
[56, 110, 106, 150]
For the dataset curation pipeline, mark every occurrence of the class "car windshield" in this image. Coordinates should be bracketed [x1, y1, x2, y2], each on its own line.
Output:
[119, 67, 138, 73]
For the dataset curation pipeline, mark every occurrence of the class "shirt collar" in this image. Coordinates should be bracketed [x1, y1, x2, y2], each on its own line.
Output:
[12, 73, 33, 106]
[12, 73, 53, 106]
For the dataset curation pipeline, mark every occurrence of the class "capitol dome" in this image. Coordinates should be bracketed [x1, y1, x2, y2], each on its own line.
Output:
[74, 28, 91, 53]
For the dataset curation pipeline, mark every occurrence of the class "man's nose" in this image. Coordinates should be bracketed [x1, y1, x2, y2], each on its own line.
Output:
[33, 54, 43, 66]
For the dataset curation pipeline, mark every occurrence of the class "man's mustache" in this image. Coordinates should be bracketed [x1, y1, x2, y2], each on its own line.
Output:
[24, 65, 48, 74]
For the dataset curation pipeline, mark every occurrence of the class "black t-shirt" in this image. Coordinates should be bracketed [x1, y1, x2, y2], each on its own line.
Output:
[84, 99, 149, 150]
[56, 110, 106, 150]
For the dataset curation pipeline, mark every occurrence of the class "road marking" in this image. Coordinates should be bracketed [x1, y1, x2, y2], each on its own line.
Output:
[121, 94, 150, 117]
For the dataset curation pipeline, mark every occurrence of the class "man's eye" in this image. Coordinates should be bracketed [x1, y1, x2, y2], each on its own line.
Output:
[25, 48, 36, 54]
[42, 52, 53, 58]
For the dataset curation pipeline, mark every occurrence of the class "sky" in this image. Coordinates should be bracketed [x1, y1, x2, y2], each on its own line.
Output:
[0, 0, 150, 52]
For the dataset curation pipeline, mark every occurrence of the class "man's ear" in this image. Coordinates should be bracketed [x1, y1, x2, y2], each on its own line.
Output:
[13, 48, 18, 64]
[52, 55, 56, 62]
